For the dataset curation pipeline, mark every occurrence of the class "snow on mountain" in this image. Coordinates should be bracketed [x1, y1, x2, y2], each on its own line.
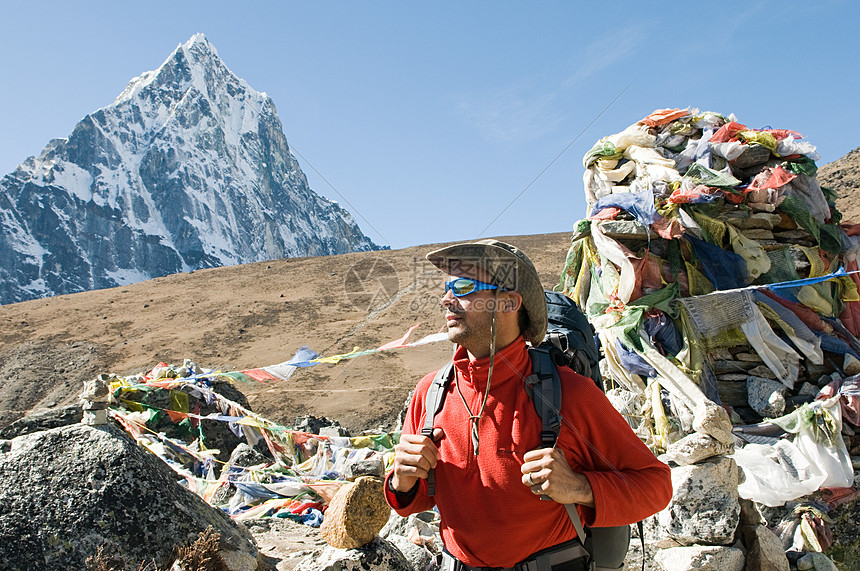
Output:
[0, 33, 382, 305]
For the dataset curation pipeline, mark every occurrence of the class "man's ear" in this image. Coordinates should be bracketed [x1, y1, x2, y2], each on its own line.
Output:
[505, 291, 523, 312]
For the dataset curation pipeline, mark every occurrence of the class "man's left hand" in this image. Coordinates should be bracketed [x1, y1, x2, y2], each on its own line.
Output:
[521, 447, 595, 507]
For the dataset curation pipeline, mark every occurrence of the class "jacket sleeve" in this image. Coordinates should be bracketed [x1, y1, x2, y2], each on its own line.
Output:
[557, 370, 673, 528]
[383, 372, 438, 515]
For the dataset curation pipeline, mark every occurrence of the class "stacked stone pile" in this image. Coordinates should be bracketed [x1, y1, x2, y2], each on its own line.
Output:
[559, 108, 860, 569]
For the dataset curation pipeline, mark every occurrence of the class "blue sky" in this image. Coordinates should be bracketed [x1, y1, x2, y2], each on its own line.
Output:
[1, 1, 858, 250]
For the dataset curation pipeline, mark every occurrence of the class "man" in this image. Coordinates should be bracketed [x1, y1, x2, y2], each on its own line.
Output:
[384, 240, 672, 570]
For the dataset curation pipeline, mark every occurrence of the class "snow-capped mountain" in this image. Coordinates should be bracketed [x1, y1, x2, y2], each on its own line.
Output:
[0, 33, 382, 305]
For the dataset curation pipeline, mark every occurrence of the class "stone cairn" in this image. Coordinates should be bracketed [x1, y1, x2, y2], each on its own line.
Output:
[559, 108, 860, 569]
[80, 374, 113, 426]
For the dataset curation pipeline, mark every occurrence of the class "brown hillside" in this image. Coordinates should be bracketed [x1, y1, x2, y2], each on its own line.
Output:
[0, 233, 573, 433]
[820, 146, 860, 223]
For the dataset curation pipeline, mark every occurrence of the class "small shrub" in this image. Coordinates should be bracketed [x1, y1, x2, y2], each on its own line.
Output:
[84, 543, 162, 571]
[85, 546, 124, 571]
[175, 526, 228, 571]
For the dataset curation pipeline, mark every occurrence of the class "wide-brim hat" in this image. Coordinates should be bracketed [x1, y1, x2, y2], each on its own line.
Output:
[426, 239, 548, 346]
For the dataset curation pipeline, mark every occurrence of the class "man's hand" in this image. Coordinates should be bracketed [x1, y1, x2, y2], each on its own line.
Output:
[390, 428, 444, 493]
[521, 447, 594, 507]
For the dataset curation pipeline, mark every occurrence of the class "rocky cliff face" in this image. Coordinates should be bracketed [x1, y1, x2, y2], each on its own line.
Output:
[0, 34, 381, 305]
[821, 146, 860, 224]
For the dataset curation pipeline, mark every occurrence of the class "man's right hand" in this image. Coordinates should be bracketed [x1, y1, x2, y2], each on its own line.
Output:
[390, 428, 444, 492]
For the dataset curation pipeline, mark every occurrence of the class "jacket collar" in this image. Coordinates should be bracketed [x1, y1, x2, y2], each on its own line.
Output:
[452, 335, 530, 388]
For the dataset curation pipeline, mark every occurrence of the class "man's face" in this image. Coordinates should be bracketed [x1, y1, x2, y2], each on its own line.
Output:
[440, 265, 498, 353]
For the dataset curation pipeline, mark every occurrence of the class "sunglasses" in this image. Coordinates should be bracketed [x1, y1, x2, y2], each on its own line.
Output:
[444, 277, 500, 297]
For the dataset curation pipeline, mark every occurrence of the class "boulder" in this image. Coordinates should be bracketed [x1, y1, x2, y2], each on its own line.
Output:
[0, 422, 259, 570]
[0, 404, 81, 439]
[654, 545, 745, 571]
[319, 476, 391, 549]
[387, 534, 438, 571]
[294, 537, 411, 571]
[660, 432, 734, 466]
[380, 510, 441, 555]
[797, 552, 839, 571]
[742, 524, 790, 571]
[343, 448, 385, 480]
[747, 376, 787, 418]
[659, 456, 740, 545]
[381, 510, 438, 538]
[693, 400, 734, 445]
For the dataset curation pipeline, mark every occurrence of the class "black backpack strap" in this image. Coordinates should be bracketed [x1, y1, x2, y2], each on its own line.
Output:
[527, 347, 639, 570]
[525, 346, 562, 448]
[422, 361, 454, 496]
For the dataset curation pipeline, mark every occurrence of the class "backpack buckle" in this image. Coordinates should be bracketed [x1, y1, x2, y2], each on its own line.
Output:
[540, 430, 556, 447]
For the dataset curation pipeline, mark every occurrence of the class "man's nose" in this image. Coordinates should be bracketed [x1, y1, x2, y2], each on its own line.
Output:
[441, 289, 458, 308]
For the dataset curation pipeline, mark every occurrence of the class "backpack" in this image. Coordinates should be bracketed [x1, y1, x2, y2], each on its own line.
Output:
[422, 290, 643, 571]
[543, 290, 603, 391]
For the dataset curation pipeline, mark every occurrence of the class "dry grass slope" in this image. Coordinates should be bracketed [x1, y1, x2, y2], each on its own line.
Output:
[0, 233, 573, 433]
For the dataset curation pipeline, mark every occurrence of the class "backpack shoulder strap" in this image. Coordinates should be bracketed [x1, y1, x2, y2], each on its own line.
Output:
[422, 361, 455, 496]
[525, 348, 591, 550]
[525, 346, 562, 448]
[526, 348, 644, 571]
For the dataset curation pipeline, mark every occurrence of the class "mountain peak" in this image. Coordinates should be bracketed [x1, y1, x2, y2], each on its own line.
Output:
[178, 33, 224, 76]
[184, 32, 213, 51]
[114, 33, 233, 107]
[0, 35, 382, 305]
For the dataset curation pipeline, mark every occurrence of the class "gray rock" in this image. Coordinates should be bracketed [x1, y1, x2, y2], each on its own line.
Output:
[229, 442, 269, 467]
[743, 525, 790, 571]
[741, 229, 775, 240]
[660, 432, 734, 466]
[294, 415, 341, 435]
[344, 452, 385, 480]
[747, 376, 787, 418]
[712, 360, 757, 374]
[319, 425, 351, 438]
[596, 220, 657, 239]
[0, 423, 259, 570]
[658, 456, 740, 545]
[380, 511, 439, 544]
[718, 373, 750, 382]
[749, 365, 778, 380]
[717, 381, 748, 408]
[387, 534, 438, 571]
[654, 545, 745, 570]
[844, 354, 860, 376]
[798, 382, 820, 397]
[0, 404, 82, 439]
[735, 352, 764, 362]
[797, 552, 839, 571]
[739, 498, 765, 527]
[294, 536, 411, 571]
[693, 400, 734, 445]
[721, 212, 781, 230]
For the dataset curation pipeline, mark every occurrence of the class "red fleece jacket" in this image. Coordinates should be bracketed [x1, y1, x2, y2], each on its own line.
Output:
[385, 337, 672, 568]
